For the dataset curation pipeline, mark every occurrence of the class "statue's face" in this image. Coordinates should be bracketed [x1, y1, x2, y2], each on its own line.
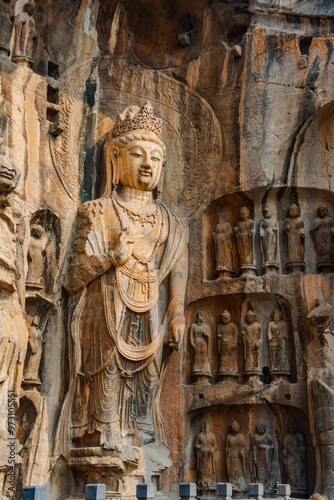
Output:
[273, 310, 281, 322]
[289, 206, 299, 218]
[318, 205, 328, 218]
[196, 312, 204, 325]
[263, 208, 271, 219]
[0, 155, 20, 193]
[25, 2, 35, 15]
[246, 313, 255, 325]
[231, 421, 240, 433]
[31, 225, 43, 239]
[257, 423, 266, 434]
[118, 140, 163, 192]
[222, 314, 230, 325]
[240, 209, 250, 221]
[202, 422, 209, 434]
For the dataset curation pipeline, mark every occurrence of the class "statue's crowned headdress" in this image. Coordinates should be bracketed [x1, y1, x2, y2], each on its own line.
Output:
[112, 101, 162, 139]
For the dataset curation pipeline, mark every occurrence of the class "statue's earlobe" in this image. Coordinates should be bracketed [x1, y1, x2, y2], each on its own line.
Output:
[111, 146, 120, 194]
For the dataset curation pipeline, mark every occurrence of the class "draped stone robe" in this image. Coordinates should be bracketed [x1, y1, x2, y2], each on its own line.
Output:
[59, 195, 188, 452]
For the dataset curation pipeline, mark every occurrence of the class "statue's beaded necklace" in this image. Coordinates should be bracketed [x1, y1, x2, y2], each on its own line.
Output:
[113, 195, 160, 227]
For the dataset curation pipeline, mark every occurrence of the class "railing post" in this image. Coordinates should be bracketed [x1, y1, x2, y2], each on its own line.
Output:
[85, 484, 107, 500]
[22, 487, 47, 500]
[136, 483, 156, 500]
[249, 483, 264, 500]
[217, 483, 233, 500]
[179, 483, 197, 500]
[276, 484, 291, 500]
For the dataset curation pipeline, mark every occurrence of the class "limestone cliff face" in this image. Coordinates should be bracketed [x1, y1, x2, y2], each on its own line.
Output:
[0, 1, 334, 499]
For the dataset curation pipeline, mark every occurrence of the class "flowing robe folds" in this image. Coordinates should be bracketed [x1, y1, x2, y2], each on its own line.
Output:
[58, 196, 188, 453]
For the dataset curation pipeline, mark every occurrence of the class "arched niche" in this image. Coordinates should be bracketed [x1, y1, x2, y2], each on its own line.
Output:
[26, 209, 61, 297]
[288, 100, 334, 191]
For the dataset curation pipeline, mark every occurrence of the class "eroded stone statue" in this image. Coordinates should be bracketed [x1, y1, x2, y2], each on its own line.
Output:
[23, 315, 42, 384]
[11, 1, 36, 67]
[252, 422, 274, 494]
[242, 310, 262, 379]
[310, 204, 334, 273]
[195, 422, 217, 491]
[284, 204, 305, 274]
[267, 308, 291, 380]
[283, 421, 307, 496]
[26, 224, 49, 291]
[307, 300, 334, 500]
[259, 206, 279, 274]
[56, 102, 188, 483]
[189, 311, 212, 385]
[226, 420, 247, 493]
[217, 310, 238, 381]
[213, 211, 234, 278]
[0, 152, 27, 485]
[234, 206, 256, 277]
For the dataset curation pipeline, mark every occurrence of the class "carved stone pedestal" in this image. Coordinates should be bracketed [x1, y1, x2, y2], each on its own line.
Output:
[12, 56, 32, 68]
[239, 265, 257, 278]
[216, 269, 233, 279]
[192, 375, 212, 385]
[263, 263, 279, 275]
[286, 262, 305, 274]
[217, 372, 238, 384]
[244, 371, 262, 387]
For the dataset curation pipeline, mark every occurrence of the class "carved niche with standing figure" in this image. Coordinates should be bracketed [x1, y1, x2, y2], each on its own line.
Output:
[242, 307, 262, 383]
[252, 422, 275, 494]
[217, 310, 238, 382]
[267, 308, 291, 380]
[310, 204, 334, 273]
[283, 421, 308, 496]
[259, 205, 279, 274]
[226, 420, 248, 493]
[195, 422, 217, 491]
[213, 211, 234, 278]
[189, 311, 212, 385]
[55, 102, 189, 483]
[234, 206, 256, 277]
[26, 210, 59, 297]
[11, 0, 36, 67]
[284, 204, 305, 274]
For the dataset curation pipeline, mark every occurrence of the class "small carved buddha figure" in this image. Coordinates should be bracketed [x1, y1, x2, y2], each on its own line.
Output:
[213, 211, 234, 278]
[283, 421, 308, 495]
[242, 310, 262, 379]
[252, 422, 274, 494]
[226, 420, 248, 493]
[267, 308, 291, 380]
[23, 315, 42, 385]
[259, 206, 279, 274]
[195, 421, 217, 491]
[234, 206, 256, 277]
[12, 1, 36, 67]
[217, 310, 238, 381]
[310, 204, 334, 273]
[26, 224, 49, 290]
[190, 311, 212, 385]
[284, 204, 305, 274]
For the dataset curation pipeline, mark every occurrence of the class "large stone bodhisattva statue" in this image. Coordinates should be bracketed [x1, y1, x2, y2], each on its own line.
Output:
[57, 103, 188, 472]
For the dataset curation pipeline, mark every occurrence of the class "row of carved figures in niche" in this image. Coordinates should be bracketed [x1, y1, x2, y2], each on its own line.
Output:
[213, 204, 334, 277]
[0, 1, 36, 67]
[189, 308, 291, 384]
[195, 420, 308, 497]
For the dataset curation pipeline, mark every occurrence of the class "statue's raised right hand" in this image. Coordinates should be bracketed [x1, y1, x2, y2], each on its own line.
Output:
[111, 227, 134, 267]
